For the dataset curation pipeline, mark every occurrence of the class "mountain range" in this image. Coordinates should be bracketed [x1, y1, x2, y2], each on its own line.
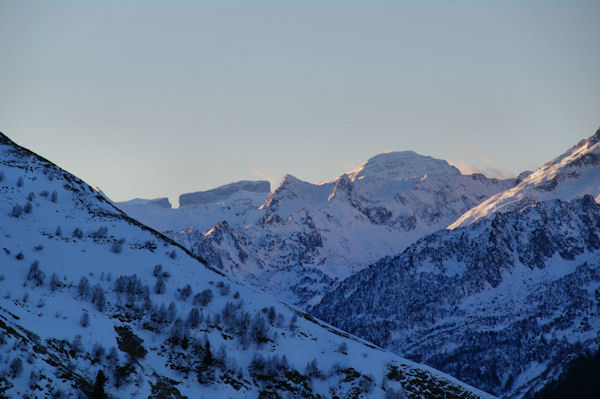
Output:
[313, 130, 600, 398]
[0, 132, 491, 398]
[3, 127, 598, 398]
[116, 128, 600, 398]
[120, 151, 515, 308]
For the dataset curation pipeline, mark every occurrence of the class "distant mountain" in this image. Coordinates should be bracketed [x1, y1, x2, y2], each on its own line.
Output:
[180, 180, 271, 207]
[117, 180, 270, 233]
[313, 130, 600, 398]
[161, 152, 515, 308]
[118, 197, 172, 208]
[449, 129, 600, 229]
[0, 132, 492, 398]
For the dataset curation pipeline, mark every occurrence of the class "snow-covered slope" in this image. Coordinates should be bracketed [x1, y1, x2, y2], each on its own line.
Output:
[449, 129, 600, 229]
[169, 153, 514, 308]
[0, 133, 492, 398]
[313, 194, 600, 398]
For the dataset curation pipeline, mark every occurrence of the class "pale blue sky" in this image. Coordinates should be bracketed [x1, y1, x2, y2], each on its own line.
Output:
[1, 1, 598, 206]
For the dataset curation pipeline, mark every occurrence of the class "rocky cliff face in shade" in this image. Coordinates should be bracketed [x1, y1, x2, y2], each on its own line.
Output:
[169, 153, 515, 308]
[313, 194, 600, 399]
[0, 132, 492, 398]
[179, 180, 271, 207]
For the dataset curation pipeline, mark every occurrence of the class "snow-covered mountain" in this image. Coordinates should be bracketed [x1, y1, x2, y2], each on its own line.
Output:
[0, 132, 492, 398]
[313, 130, 600, 398]
[117, 180, 270, 233]
[143, 152, 515, 308]
[449, 129, 600, 229]
[347, 151, 462, 181]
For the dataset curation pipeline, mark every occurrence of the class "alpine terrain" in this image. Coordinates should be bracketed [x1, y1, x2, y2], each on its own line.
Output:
[119, 151, 515, 308]
[0, 132, 493, 398]
[312, 129, 600, 398]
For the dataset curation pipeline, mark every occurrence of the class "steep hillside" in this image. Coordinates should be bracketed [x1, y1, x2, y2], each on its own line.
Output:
[0, 133, 491, 398]
[313, 195, 600, 398]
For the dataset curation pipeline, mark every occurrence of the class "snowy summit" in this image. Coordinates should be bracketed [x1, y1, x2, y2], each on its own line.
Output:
[347, 151, 460, 181]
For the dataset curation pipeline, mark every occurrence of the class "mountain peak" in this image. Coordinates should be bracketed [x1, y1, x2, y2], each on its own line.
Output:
[328, 174, 352, 201]
[347, 151, 460, 181]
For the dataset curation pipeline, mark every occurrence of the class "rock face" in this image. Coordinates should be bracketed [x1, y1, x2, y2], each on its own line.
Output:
[313, 195, 600, 399]
[179, 180, 270, 207]
[170, 153, 514, 308]
[0, 132, 492, 399]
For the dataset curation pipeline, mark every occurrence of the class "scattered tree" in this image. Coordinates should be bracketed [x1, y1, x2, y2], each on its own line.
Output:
[26, 261, 45, 286]
[179, 284, 192, 300]
[78, 276, 90, 298]
[111, 238, 125, 254]
[187, 307, 201, 329]
[91, 284, 106, 312]
[90, 370, 108, 399]
[9, 357, 23, 378]
[193, 289, 214, 307]
[11, 204, 23, 217]
[91, 343, 105, 364]
[154, 276, 166, 294]
[80, 312, 90, 327]
[50, 273, 61, 291]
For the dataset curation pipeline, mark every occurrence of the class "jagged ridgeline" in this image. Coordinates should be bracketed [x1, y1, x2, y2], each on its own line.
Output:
[121, 151, 516, 310]
[0, 133, 492, 397]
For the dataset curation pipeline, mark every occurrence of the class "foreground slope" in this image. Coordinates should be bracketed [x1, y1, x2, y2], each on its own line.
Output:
[0, 133, 491, 398]
[168, 152, 514, 308]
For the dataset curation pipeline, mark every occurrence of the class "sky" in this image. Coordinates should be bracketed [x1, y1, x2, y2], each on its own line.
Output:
[1, 1, 599, 206]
